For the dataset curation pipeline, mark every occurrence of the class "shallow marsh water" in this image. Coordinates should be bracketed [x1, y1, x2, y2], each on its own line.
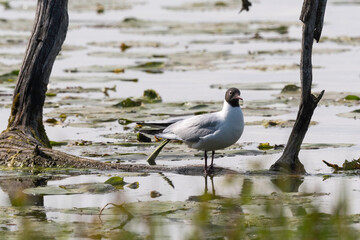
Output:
[0, 0, 360, 239]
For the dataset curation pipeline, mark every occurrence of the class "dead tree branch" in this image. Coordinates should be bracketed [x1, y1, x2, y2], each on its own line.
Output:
[240, 0, 252, 13]
[270, 0, 327, 174]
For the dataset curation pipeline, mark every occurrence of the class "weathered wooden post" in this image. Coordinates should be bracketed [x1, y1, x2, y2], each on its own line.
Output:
[270, 0, 327, 174]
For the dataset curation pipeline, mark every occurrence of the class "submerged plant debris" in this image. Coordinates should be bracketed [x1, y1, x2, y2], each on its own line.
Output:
[323, 158, 360, 171]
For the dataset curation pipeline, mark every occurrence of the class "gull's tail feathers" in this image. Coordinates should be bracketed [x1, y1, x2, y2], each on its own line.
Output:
[137, 121, 176, 136]
[137, 121, 175, 129]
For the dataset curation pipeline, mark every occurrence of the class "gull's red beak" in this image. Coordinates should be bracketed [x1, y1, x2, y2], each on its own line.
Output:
[234, 95, 243, 101]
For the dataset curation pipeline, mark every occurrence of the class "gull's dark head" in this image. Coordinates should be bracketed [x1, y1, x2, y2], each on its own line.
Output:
[225, 88, 242, 107]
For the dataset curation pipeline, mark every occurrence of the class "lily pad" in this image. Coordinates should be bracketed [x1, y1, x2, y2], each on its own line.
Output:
[241, 63, 303, 71]
[258, 143, 274, 150]
[114, 98, 142, 108]
[322, 36, 360, 46]
[150, 190, 162, 198]
[45, 118, 60, 125]
[258, 25, 289, 35]
[23, 183, 115, 196]
[281, 84, 300, 93]
[337, 109, 360, 119]
[133, 61, 164, 69]
[344, 95, 360, 100]
[142, 89, 162, 103]
[0, 69, 19, 83]
[68, 0, 132, 12]
[127, 182, 140, 189]
[23, 186, 72, 196]
[246, 119, 318, 128]
[64, 183, 115, 194]
[49, 141, 68, 147]
[211, 82, 296, 91]
[302, 143, 355, 150]
[45, 92, 57, 97]
[165, 0, 249, 12]
[104, 176, 127, 187]
[130, 61, 164, 73]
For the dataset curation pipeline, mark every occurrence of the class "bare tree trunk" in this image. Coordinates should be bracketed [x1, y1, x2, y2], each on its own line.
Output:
[270, 0, 327, 174]
[5, 0, 68, 148]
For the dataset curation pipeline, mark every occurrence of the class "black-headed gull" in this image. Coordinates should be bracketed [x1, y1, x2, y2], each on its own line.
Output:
[142, 88, 244, 174]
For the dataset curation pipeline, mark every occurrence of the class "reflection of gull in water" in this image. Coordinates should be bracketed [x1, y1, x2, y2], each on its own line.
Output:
[187, 176, 222, 202]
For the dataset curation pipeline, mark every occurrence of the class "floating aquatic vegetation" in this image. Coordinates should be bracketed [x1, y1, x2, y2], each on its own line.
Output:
[23, 183, 115, 196]
[113, 68, 125, 74]
[262, 119, 295, 128]
[281, 84, 300, 93]
[158, 172, 175, 188]
[118, 78, 138, 82]
[258, 142, 274, 150]
[249, 48, 349, 56]
[214, 1, 227, 7]
[165, 0, 248, 11]
[127, 181, 139, 189]
[130, 61, 164, 73]
[74, 140, 93, 146]
[49, 141, 68, 147]
[115, 98, 142, 108]
[242, 107, 291, 117]
[118, 118, 134, 125]
[0, 1, 10, 9]
[302, 143, 355, 150]
[211, 82, 295, 91]
[103, 85, 116, 96]
[59, 113, 67, 121]
[258, 25, 289, 35]
[104, 176, 127, 189]
[87, 49, 255, 72]
[0, 69, 19, 83]
[96, 3, 104, 14]
[344, 95, 360, 100]
[150, 190, 162, 198]
[245, 119, 317, 128]
[241, 63, 302, 71]
[0, 18, 34, 31]
[90, 18, 295, 37]
[142, 89, 162, 103]
[120, 42, 131, 51]
[64, 65, 125, 74]
[322, 36, 360, 46]
[68, 0, 132, 12]
[323, 158, 360, 171]
[47, 86, 103, 94]
[87, 40, 165, 49]
[114, 89, 162, 108]
[337, 109, 360, 119]
[45, 92, 57, 97]
[44, 118, 60, 125]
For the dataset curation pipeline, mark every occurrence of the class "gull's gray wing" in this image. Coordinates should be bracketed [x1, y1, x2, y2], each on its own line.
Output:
[160, 113, 220, 143]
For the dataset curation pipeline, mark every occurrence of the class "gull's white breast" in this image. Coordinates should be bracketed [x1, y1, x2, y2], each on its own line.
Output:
[190, 101, 244, 151]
